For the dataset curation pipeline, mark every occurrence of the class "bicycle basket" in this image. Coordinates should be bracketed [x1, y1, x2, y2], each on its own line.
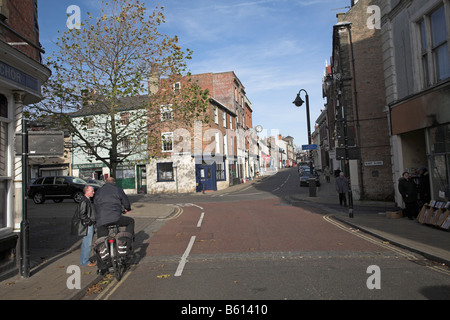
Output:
[115, 232, 133, 256]
[93, 236, 110, 261]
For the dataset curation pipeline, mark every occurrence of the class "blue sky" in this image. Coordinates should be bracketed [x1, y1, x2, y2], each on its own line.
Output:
[38, 0, 351, 148]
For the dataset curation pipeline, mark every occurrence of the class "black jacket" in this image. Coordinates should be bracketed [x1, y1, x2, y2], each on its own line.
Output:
[71, 196, 96, 236]
[94, 183, 131, 228]
[398, 177, 417, 203]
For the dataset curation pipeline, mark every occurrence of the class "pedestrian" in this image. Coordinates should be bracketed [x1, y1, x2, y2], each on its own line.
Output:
[417, 166, 431, 206]
[335, 172, 349, 206]
[398, 172, 419, 220]
[323, 166, 331, 183]
[71, 185, 96, 267]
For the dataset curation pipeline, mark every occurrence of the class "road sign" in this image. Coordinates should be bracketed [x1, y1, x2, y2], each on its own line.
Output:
[336, 147, 360, 160]
[302, 144, 317, 150]
[15, 131, 65, 157]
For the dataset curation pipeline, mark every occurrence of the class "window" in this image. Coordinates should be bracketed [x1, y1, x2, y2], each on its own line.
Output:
[173, 82, 181, 93]
[0, 180, 6, 229]
[229, 115, 233, 130]
[116, 166, 135, 179]
[157, 162, 174, 181]
[162, 132, 173, 152]
[120, 112, 130, 126]
[429, 124, 450, 200]
[222, 111, 227, 128]
[418, 4, 450, 86]
[43, 177, 55, 184]
[121, 138, 131, 153]
[87, 145, 96, 156]
[160, 105, 173, 121]
[419, 19, 430, 86]
[0, 95, 8, 178]
[431, 5, 450, 81]
[55, 177, 66, 184]
[214, 107, 218, 124]
[0, 94, 9, 229]
[216, 162, 226, 181]
[86, 116, 95, 130]
[0, 122, 7, 177]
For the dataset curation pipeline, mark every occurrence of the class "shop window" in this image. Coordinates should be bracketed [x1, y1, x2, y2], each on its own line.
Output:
[0, 95, 6, 118]
[0, 180, 6, 228]
[157, 162, 173, 182]
[116, 166, 135, 179]
[0, 122, 7, 177]
[0, 95, 7, 177]
[429, 124, 450, 200]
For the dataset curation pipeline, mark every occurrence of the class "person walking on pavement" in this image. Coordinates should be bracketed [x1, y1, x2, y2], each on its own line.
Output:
[94, 177, 134, 237]
[335, 172, 349, 207]
[398, 172, 419, 220]
[323, 166, 331, 183]
[71, 185, 96, 267]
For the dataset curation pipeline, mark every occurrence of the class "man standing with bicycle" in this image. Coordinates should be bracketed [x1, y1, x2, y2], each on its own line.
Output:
[94, 177, 134, 237]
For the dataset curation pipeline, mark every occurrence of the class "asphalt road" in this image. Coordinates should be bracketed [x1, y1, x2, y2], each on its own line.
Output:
[82, 168, 450, 301]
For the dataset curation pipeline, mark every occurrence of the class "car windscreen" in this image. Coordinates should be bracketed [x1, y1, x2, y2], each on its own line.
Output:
[70, 177, 88, 184]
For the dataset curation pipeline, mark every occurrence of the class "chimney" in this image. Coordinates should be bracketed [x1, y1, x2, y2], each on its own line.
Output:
[148, 64, 160, 95]
[336, 12, 347, 23]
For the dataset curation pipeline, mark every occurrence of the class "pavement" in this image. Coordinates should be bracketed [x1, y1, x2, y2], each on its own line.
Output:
[0, 170, 448, 300]
[288, 173, 450, 266]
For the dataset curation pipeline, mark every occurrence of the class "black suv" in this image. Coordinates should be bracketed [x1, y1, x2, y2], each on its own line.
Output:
[28, 176, 99, 204]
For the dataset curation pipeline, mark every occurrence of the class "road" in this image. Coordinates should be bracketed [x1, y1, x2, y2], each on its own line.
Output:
[81, 168, 450, 302]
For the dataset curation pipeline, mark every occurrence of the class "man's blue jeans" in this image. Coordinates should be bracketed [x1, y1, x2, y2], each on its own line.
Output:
[80, 225, 94, 266]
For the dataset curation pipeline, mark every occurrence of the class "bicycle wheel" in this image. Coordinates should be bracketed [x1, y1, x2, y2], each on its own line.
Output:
[111, 250, 124, 281]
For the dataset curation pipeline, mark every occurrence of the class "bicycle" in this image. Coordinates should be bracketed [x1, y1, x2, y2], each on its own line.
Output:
[94, 223, 133, 281]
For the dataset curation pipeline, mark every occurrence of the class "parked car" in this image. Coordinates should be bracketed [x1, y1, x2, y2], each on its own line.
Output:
[299, 169, 321, 187]
[28, 176, 99, 204]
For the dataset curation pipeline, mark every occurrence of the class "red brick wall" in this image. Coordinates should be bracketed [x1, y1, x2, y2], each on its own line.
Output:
[3, 0, 40, 61]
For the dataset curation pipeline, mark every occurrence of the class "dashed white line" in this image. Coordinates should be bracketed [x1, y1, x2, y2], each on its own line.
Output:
[197, 212, 205, 227]
[272, 174, 291, 192]
[175, 235, 197, 277]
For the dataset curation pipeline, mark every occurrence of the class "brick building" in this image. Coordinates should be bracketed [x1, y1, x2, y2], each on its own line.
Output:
[323, 0, 393, 201]
[0, 0, 51, 279]
[146, 71, 255, 193]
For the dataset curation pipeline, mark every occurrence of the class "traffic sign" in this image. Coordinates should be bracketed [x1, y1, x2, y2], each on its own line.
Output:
[302, 144, 317, 150]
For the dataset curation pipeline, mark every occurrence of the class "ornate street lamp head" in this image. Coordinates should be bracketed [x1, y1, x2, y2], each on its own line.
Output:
[293, 93, 304, 107]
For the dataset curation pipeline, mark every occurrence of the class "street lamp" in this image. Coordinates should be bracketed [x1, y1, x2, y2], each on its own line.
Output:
[293, 89, 316, 197]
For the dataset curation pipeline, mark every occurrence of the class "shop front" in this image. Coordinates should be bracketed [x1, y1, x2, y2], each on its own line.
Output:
[0, 41, 51, 279]
[390, 81, 450, 205]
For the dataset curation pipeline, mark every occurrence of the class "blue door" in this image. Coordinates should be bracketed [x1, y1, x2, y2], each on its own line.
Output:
[196, 163, 217, 192]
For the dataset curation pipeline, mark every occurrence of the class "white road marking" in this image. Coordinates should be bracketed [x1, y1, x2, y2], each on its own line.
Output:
[174, 235, 197, 277]
[197, 212, 205, 227]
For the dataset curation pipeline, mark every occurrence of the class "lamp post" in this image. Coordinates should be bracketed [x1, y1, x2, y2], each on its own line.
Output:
[293, 89, 316, 197]
[325, 66, 354, 219]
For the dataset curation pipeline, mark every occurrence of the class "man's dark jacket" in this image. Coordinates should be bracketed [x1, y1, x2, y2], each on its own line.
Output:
[94, 183, 131, 227]
[71, 196, 96, 236]
[398, 177, 417, 203]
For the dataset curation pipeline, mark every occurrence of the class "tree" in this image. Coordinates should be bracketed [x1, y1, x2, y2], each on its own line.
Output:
[29, 0, 209, 177]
